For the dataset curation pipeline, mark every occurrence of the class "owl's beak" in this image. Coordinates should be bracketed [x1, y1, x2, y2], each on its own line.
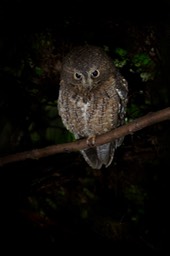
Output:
[82, 77, 93, 90]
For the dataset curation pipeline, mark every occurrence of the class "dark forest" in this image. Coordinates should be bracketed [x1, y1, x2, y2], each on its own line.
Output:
[0, 1, 170, 254]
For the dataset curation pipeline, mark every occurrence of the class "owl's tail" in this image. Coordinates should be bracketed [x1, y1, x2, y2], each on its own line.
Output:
[81, 141, 118, 169]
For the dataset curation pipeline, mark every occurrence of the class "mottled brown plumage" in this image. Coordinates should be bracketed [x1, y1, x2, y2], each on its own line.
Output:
[58, 45, 128, 169]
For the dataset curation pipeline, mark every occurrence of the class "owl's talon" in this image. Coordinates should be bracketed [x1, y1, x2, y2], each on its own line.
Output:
[86, 135, 96, 147]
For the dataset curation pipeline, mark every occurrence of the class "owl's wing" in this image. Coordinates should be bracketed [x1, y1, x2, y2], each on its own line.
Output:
[115, 75, 128, 119]
[115, 74, 128, 147]
[77, 73, 128, 170]
[80, 142, 116, 170]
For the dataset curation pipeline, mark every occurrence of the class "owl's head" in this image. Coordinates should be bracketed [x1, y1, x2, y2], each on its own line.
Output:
[60, 45, 116, 92]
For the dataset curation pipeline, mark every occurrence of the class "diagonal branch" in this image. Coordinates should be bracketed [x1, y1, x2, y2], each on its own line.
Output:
[0, 107, 170, 167]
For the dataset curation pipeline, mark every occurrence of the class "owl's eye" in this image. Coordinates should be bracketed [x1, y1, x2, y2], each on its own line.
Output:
[91, 70, 100, 78]
[74, 72, 82, 80]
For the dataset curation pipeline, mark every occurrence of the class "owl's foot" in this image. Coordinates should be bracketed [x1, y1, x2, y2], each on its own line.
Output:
[86, 135, 96, 147]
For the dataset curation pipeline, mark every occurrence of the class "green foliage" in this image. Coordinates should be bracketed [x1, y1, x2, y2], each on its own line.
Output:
[131, 53, 155, 81]
[34, 66, 44, 76]
[114, 47, 128, 68]
[113, 47, 156, 82]
[132, 53, 151, 67]
[115, 47, 128, 57]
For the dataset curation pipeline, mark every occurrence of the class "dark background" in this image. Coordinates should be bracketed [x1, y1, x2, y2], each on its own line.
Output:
[0, 0, 170, 254]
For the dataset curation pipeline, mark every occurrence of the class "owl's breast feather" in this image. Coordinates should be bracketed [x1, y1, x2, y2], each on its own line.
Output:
[58, 86, 119, 138]
[77, 100, 91, 122]
[72, 97, 92, 136]
[75, 93, 117, 137]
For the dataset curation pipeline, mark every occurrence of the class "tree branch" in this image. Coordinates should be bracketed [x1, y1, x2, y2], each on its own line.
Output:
[0, 107, 170, 167]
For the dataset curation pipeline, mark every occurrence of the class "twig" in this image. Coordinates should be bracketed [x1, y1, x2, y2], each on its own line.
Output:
[0, 107, 170, 166]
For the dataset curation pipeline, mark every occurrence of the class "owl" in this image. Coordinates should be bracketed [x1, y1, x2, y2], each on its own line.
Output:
[58, 45, 128, 169]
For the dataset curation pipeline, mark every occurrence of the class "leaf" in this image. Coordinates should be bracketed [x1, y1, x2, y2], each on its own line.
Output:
[35, 66, 43, 76]
[132, 53, 152, 67]
[115, 48, 128, 57]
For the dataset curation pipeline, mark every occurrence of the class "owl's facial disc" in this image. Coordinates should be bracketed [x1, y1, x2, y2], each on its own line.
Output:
[73, 69, 100, 91]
